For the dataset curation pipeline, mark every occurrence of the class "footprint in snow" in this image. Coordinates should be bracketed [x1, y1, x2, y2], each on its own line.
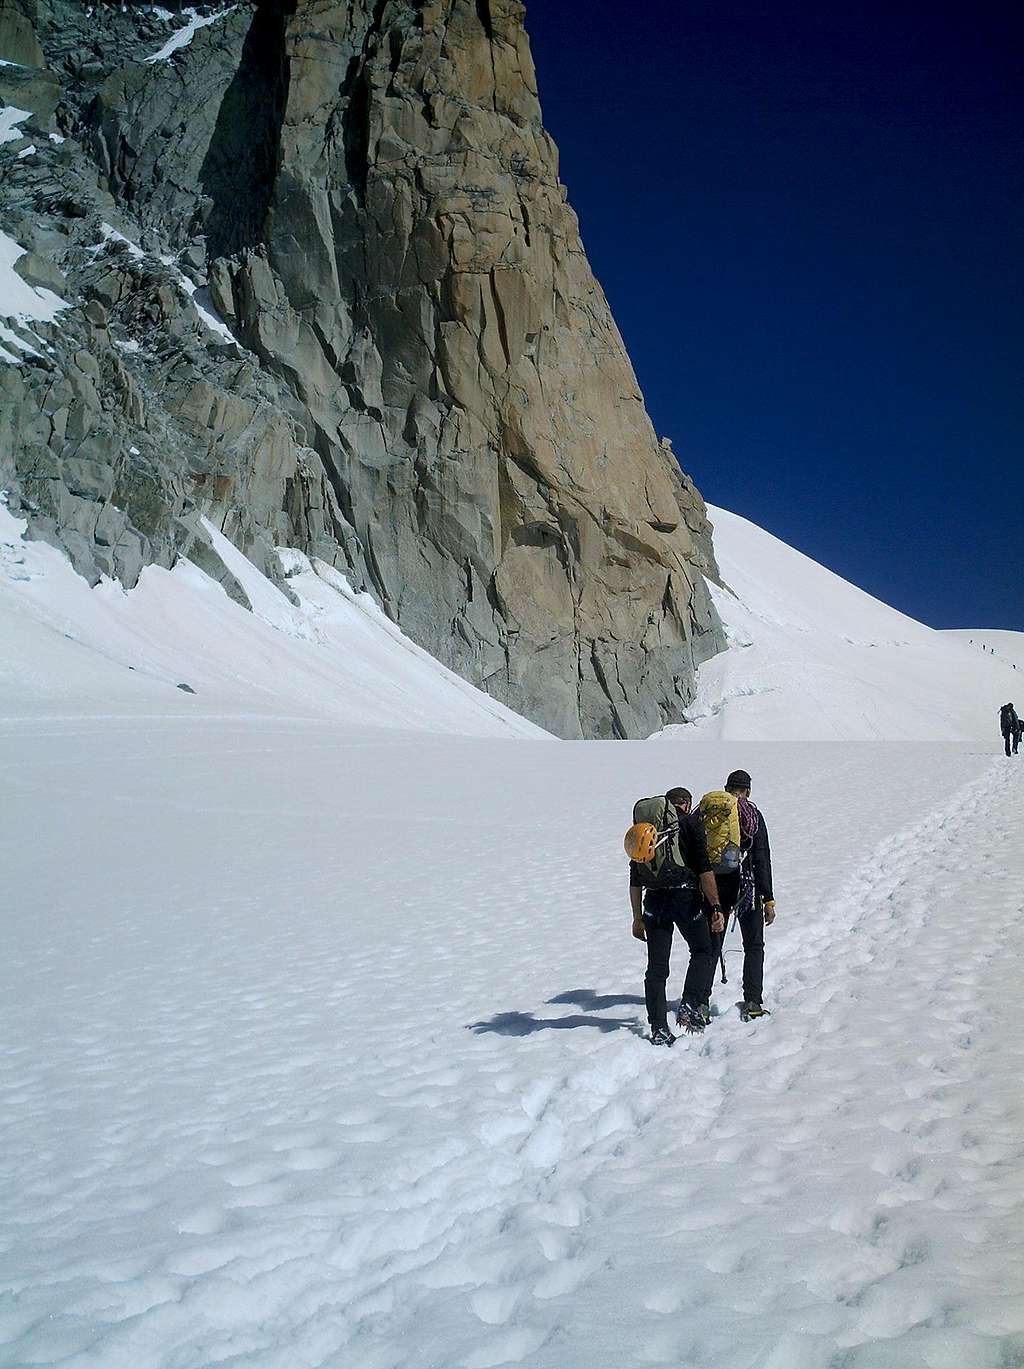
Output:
[177, 1205, 227, 1236]
[461, 1327, 548, 1368]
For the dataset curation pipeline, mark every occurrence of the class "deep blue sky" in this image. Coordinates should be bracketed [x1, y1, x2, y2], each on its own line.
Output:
[526, 0, 1022, 629]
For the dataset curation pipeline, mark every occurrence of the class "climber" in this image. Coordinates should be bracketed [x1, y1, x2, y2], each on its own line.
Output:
[627, 787, 724, 1044]
[1000, 703, 1019, 757]
[710, 769, 776, 1021]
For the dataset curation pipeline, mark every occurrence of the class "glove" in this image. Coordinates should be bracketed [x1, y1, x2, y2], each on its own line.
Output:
[763, 900, 776, 926]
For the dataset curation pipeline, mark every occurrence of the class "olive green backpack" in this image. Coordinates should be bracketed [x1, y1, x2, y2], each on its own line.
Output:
[628, 796, 696, 889]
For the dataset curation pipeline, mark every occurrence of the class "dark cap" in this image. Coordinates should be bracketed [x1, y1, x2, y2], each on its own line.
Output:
[725, 769, 752, 790]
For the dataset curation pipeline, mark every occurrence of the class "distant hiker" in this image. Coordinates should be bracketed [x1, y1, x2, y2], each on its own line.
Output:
[1000, 703, 1019, 757]
[625, 787, 724, 1045]
[700, 769, 775, 1021]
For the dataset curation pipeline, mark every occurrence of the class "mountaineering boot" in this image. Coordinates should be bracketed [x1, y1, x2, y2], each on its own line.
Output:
[698, 1002, 711, 1025]
[650, 1025, 676, 1047]
[741, 1001, 770, 1021]
[675, 1001, 707, 1034]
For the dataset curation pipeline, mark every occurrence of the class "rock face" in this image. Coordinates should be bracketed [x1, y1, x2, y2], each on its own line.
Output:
[0, 0, 724, 736]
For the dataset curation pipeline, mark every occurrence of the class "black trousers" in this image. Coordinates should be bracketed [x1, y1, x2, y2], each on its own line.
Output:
[642, 887, 716, 1030]
[1004, 730, 1013, 756]
[715, 871, 765, 1005]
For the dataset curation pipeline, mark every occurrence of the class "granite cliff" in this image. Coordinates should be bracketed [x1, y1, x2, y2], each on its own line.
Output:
[0, 0, 724, 736]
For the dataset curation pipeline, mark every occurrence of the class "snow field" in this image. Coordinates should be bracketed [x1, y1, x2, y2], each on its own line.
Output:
[2, 725, 1021, 1368]
[2, 472, 1022, 1365]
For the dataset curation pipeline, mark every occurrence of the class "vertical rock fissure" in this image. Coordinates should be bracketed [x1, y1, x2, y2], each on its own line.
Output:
[343, 63, 372, 206]
[589, 642, 627, 741]
[343, 0, 390, 206]
[488, 269, 512, 370]
[475, 0, 496, 112]
[200, 0, 294, 259]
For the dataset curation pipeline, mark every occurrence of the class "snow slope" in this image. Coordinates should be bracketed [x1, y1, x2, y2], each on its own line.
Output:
[0, 502, 544, 738]
[676, 505, 1021, 741]
[943, 629, 1024, 672]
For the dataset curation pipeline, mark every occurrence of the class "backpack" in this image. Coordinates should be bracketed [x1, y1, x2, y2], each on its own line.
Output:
[624, 796, 697, 889]
[695, 790, 742, 875]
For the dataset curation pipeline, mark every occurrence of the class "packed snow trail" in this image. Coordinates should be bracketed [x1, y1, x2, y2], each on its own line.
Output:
[1, 727, 1022, 1369]
[557, 758, 1024, 1369]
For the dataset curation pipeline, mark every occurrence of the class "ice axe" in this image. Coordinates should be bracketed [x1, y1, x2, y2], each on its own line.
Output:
[717, 913, 732, 984]
[717, 901, 743, 984]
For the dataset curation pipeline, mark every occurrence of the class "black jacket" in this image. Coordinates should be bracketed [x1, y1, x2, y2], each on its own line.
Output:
[1000, 704, 1018, 736]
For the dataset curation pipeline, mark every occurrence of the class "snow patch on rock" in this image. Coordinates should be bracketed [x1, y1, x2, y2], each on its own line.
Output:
[0, 229, 68, 364]
[0, 104, 31, 143]
[144, 6, 236, 63]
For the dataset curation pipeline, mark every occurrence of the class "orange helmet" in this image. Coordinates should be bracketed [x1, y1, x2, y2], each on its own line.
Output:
[624, 822, 658, 862]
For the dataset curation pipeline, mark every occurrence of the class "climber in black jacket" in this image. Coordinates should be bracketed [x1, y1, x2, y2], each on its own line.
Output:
[712, 769, 775, 1019]
[1000, 703, 1019, 757]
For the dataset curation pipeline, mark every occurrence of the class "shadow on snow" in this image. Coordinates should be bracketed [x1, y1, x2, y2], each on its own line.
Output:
[469, 987, 645, 1036]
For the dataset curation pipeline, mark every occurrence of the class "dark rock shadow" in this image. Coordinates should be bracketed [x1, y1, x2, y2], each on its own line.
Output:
[200, 0, 295, 260]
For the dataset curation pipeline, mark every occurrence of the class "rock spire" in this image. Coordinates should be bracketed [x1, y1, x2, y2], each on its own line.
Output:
[0, 0, 723, 735]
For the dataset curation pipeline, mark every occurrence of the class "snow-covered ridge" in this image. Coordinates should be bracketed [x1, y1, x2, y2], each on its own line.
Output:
[710, 506, 929, 643]
[670, 504, 1020, 742]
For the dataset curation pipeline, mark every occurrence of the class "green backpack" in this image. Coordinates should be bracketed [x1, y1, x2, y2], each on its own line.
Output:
[628, 796, 697, 889]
